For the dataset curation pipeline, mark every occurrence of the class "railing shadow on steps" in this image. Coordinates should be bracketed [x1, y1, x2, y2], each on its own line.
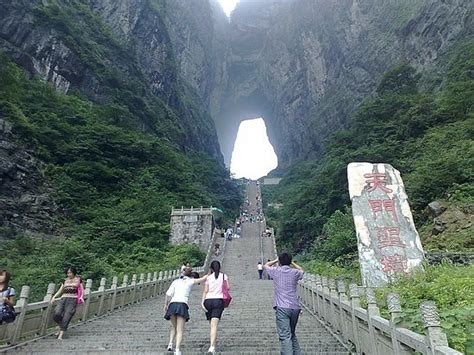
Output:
[0, 229, 222, 351]
[268, 232, 463, 355]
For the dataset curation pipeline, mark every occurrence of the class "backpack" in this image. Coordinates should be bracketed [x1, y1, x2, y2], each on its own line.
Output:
[0, 288, 16, 324]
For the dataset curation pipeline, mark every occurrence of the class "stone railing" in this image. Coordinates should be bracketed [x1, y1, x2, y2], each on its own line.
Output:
[298, 275, 462, 355]
[171, 206, 213, 215]
[0, 236, 218, 349]
[0, 269, 180, 349]
[269, 233, 462, 355]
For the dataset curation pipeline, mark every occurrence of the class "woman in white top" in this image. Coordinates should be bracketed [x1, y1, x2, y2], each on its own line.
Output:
[201, 260, 230, 354]
[164, 267, 208, 355]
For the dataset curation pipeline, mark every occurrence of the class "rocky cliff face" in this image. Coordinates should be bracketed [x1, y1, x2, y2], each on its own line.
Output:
[0, 0, 472, 235]
[0, 0, 229, 236]
[0, 118, 57, 237]
[0, 0, 227, 158]
[3, 0, 470, 168]
[214, 0, 473, 167]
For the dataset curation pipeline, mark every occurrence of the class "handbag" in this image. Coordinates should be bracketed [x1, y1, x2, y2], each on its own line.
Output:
[221, 274, 232, 308]
[0, 288, 16, 323]
[76, 278, 84, 305]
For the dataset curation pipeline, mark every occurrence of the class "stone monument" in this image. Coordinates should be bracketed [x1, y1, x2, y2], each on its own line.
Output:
[170, 206, 214, 252]
[347, 163, 424, 287]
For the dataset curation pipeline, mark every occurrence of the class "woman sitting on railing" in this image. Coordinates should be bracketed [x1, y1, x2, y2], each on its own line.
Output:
[164, 267, 209, 355]
[50, 267, 84, 340]
[0, 269, 16, 325]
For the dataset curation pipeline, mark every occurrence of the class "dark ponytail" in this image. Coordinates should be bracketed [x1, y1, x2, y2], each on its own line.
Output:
[210, 260, 221, 279]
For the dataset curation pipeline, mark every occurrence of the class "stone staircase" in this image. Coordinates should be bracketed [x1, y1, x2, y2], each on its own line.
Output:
[7, 183, 348, 354]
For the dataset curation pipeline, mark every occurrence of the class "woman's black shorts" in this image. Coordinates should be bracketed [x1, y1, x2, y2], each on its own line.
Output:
[204, 298, 224, 320]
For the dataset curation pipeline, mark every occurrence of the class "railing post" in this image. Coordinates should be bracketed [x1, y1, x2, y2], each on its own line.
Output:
[299, 276, 306, 307]
[302, 276, 309, 306]
[387, 293, 410, 355]
[366, 287, 380, 316]
[310, 275, 317, 313]
[158, 271, 164, 295]
[328, 278, 338, 330]
[420, 301, 450, 355]
[305, 276, 311, 307]
[138, 273, 145, 301]
[163, 270, 169, 290]
[82, 279, 93, 321]
[11, 286, 30, 344]
[40, 283, 56, 335]
[146, 273, 152, 298]
[337, 280, 348, 342]
[122, 274, 129, 287]
[170, 269, 175, 284]
[366, 287, 380, 355]
[315, 275, 322, 318]
[349, 283, 361, 353]
[130, 274, 137, 304]
[110, 276, 118, 312]
[97, 277, 107, 315]
[121, 275, 129, 308]
[321, 276, 329, 323]
[152, 272, 158, 297]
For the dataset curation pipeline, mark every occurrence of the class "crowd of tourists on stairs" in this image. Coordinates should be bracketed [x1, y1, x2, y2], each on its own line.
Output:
[1, 180, 305, 355]
[1, 250, 303, 355]
[165, 181, 305, 355]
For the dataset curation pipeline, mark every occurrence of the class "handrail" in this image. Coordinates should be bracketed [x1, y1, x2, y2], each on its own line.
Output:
[269, 230, 462, 354]
[0, 270, 176, 349]
[298, 274, 462, 355]
[1, 223, 220, 349]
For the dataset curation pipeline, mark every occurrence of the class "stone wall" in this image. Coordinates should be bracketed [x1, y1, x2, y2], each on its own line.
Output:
[169, 207, 214, 252]
[425, 252, 474, 265]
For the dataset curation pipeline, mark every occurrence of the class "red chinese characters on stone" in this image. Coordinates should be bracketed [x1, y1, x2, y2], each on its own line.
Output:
[368, 199, 398, 222]
[383, 199, 398, 222]
[364, 173, 393, 193]
[380, 254, 408, 272]
[375, 227, 405, 248]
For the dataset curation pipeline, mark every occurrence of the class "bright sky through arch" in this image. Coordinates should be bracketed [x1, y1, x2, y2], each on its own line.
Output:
[230, 118, 278, 180]
[217, 0, 239, 17]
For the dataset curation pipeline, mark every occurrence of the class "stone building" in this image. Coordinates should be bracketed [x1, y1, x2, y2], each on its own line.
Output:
[169, 207, 214, 252]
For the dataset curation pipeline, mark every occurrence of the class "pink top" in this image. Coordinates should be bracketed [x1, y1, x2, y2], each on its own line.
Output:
[205, 273, 228, 299]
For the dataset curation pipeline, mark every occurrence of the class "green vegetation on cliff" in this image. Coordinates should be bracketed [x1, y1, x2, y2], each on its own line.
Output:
[0, 53, 240, 300]
[264, 39, 473, 256]
[263, 39, 473, 354]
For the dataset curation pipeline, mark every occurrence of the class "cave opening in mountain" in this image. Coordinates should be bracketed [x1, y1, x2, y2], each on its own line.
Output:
[217, 0, 239, 17]
[230, 118, 278, 180]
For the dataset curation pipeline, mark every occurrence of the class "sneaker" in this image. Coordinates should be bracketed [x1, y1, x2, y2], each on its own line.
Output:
[174, 349, 182, 355]
[207, 346, 216, 354]
[167, 343, 173, 352]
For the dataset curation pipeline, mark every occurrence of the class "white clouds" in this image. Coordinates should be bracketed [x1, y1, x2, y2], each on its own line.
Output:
[217, 0, 239, 17]
[230, 118, 278, 180]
